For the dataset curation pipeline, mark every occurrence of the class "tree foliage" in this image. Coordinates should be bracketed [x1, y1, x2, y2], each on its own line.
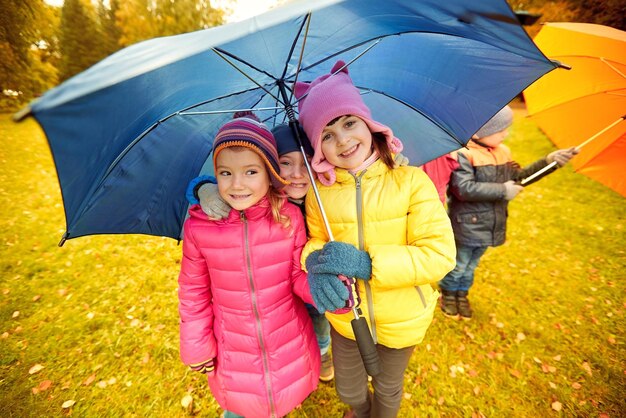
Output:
[58, 0, 103, 82]
[0, 0, 59, 111]
[116, 0, 225, 47]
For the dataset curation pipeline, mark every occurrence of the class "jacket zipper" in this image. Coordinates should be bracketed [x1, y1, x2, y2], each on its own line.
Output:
[241, 211, 276, 417]
[354, 172, 378, 344]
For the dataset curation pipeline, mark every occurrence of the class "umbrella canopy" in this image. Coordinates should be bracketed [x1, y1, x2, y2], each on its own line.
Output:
[523, 23, 626, 197]
[16, 0, 557, 241]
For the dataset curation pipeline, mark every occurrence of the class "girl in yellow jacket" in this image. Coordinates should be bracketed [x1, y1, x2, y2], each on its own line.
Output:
[294, 60, 456, 418]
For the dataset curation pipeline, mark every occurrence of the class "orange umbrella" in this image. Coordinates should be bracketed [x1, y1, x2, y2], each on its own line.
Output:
[523, 22, 626, 197]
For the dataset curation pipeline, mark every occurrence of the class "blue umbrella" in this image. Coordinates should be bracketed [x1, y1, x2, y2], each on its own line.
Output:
[15, 0, 556, 243]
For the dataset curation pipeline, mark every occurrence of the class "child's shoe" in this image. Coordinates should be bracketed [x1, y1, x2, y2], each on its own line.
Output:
[319, 352, 334, 382]
[440, 289, 458, 318]
[456, 290, 472, 320]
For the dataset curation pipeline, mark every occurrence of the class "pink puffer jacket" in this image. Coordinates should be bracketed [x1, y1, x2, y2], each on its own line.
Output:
[178, 198, 320, 418]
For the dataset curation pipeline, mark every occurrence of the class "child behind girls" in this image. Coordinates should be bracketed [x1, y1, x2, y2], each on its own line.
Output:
[295, 61, 456, 418]
[177, 115, 320, 418]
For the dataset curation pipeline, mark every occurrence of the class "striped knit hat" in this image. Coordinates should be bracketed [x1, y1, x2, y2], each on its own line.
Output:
[212, 112, 288, 189]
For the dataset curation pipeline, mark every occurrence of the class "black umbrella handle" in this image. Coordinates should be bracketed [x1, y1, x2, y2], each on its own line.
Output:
[352, 315, 382, 376]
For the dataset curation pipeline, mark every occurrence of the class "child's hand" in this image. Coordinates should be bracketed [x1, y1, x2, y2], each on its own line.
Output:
[308, 271, 350, 313]
[503, 180, 523, 200]
[311, 241, 372, 280]
[189, 358, 215, 376]
[198, 183, 231, 220]
[547, 147, 579, 166]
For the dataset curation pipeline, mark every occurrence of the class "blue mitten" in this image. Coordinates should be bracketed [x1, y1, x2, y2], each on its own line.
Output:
[306, 251, 349, 313]
[309, 241, 372, 280]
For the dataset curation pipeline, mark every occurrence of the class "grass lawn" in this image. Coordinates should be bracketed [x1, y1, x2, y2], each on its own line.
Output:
[1, 109, 624, 417]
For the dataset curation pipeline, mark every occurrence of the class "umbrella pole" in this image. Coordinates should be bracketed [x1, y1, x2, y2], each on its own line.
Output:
[520, 115, 626, 186]
[278, 82, 382, 377]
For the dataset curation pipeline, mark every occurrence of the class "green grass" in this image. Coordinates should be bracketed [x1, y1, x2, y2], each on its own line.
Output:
[1, 110, 624, 417]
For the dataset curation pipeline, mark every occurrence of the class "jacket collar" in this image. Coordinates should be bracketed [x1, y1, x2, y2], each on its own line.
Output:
[334, 158, 389, 184]
[225, 196, 273, 222]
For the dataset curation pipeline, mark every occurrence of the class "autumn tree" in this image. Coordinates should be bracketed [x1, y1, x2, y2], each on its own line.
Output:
[98, 0, 122, 57]
[116, 0, 226, 47]
[59, 0, 103, 81]
[0, 0, 59, 111]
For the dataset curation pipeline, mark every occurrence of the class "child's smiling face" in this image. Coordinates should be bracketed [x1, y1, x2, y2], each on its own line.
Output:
[320, 115, 373, 170]
[279, 151, 310, 200]
[215, 147, 270, 211]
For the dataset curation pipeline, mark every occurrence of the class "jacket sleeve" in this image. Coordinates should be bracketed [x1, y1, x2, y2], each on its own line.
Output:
[449, 152, 506, 202]
[368, 169, 456, 290]
[289, 208, 314, 304]
[300, 186, 329, 270]
[178, 220, 217, 365]
[511, 157, 550, 184]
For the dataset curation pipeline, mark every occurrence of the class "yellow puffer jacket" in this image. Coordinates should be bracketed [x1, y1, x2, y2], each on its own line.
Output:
[302, 159, 456, 349]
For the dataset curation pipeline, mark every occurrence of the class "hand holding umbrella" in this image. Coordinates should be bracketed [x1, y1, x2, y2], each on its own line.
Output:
[520, 115, 625, 186]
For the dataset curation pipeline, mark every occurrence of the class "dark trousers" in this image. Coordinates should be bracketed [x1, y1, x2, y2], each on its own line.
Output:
[331, 327, 415, 418]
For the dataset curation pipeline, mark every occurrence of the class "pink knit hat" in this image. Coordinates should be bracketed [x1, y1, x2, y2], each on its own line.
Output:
[294, 60, 403, 185]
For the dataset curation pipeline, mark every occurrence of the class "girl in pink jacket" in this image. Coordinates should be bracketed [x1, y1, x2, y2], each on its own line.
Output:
[178, 114, 320, 418]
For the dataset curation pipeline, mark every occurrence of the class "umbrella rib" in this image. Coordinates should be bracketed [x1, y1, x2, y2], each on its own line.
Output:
[290, 39, 382, 108]
[280, 12, 310, 80]
[286, 13, 312, 105]
[527, 88, 626, 117]
[358, 88, 465, 148]
[212, 47, 283, 104]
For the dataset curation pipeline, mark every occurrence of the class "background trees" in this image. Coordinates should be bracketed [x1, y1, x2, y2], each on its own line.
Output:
[1, 0, 623, 112]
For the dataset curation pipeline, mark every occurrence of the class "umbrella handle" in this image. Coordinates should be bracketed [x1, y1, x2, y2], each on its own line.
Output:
[352, 316, 382, 376]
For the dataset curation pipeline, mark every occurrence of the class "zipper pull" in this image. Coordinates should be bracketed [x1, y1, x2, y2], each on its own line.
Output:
[240, 211, 246, 222]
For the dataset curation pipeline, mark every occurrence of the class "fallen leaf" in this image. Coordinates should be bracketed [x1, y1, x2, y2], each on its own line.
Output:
[437, 396, 444, 405]
[83, 374, 96, 386]
[12, 311, 20, 319]
[403, 392, 411, 400]
[142, 353, 150, 364]
[1, 332, 9, 339]
[431, 364, 439, 372]
[62, 400, 76, 409]
[96, 380, 107, 388]
[599, 413, 609, 418]
[548, 365, 557, 373]
[533, 357, 542, 364]
[516, 332, 526, 342]
[581, 362, 593, 376]
[549, 382, 557, 389]
[32, 295, 41, 302]
[181, 394, 193, 410]
[509, 369, 522, 379]
[553, 355, 562, 362]
[608, 336, 616, 344]
[551, 401, 562, 411]
[29, 364, 44, 374]
[572, 382, 582, 389]
[38, 380, 52, 391]
[473, 386, 480, 395]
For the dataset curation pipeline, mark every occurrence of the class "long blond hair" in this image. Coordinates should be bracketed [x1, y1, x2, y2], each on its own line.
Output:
[267, 187, 291, 231]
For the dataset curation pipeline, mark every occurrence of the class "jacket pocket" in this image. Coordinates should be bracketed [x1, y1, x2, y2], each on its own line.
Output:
[456, 210, 494, 225]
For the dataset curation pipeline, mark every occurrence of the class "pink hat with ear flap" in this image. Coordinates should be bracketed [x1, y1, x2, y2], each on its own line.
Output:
[295, 60, 403, 186]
